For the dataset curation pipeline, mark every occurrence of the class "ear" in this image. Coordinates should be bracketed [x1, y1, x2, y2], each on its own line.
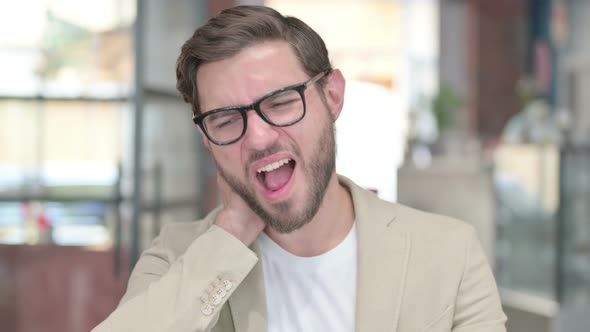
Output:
[323, 69, 346, 121]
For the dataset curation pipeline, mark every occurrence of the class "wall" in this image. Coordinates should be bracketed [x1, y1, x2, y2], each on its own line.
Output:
[467, 0, 528, 143]
[0, 245, 128, 332]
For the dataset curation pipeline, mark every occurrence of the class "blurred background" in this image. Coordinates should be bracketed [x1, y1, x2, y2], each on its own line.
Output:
[0, 0, 588, 331]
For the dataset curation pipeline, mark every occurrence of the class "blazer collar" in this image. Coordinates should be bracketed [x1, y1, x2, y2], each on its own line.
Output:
[228, 240, 267, 332]
[228, 175, 411, 332]
[341, 176, 411, 332]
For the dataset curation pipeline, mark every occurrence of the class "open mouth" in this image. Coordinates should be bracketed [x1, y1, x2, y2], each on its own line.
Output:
[256, 158, 296, 192]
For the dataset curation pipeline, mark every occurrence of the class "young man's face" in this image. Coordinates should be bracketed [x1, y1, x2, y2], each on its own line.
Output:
[196, 40, 345, 233]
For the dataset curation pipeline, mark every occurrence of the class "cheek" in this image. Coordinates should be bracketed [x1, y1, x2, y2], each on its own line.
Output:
[288, 115, 326, 157]
[302, 105, 331, 137]
[211, 147, 242, 172]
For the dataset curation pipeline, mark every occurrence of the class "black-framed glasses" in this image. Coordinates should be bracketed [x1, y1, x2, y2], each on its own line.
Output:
[193, 70, 330, 145]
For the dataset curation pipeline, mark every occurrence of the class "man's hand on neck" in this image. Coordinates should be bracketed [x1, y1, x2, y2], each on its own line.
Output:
[215, 175, 266, 247]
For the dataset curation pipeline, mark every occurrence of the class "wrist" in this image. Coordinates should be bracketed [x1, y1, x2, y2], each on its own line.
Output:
[214, 212, 261, 247]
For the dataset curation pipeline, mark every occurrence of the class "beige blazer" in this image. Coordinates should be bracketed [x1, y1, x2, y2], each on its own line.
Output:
[93, 176, 506, 332]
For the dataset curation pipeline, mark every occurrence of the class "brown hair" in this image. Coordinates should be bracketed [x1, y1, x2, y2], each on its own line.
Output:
[176, 5, 332, 116]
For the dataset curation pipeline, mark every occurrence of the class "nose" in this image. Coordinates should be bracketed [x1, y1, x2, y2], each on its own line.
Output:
[242, 110, 279, 150]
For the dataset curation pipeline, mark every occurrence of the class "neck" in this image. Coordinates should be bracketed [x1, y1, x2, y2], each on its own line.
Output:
[264, 173, 355, 257]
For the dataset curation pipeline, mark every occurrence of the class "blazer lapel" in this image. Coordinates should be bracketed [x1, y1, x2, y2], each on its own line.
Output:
[342, 177, 411, 332]
[228, 241, 267, 332]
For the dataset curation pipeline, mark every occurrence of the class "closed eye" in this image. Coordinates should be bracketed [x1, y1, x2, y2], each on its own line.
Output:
[215, 116, 240, 129]
[269, 98, 299, 108]
[205, 111, 242, 130]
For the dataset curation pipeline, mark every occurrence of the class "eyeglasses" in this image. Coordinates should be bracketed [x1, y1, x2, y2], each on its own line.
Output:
[193, 71, 329, 145]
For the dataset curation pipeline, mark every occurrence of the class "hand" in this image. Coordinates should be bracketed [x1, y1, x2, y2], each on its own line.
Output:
[214, 175, 266, 247]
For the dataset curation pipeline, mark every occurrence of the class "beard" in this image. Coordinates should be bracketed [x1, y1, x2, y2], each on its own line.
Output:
[215, 117, 336, 234]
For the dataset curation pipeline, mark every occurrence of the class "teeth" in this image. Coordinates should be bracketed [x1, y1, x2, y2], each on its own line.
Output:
[257, 159, 291, 173]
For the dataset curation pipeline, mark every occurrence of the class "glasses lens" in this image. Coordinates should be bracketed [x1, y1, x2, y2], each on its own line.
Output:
[202, 109, 244, 144]
[259, 89, 304, 126]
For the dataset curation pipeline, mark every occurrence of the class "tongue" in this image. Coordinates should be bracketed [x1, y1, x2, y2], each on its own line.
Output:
[263, 164, 293, 191]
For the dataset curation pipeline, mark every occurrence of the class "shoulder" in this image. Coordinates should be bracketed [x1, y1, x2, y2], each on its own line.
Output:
[382, 202, 478, 265]
[389, 203, 483, 290]
[341, 174, 475, 243]
[349, 178, 478, 262]
[389, 203, 504, 330]
[393, 203, 475, 241]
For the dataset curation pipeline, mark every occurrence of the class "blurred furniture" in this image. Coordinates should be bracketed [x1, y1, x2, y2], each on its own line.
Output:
[553, 304, 590, 332]
[501, 288, 557, 332]
[501, 288, 590, 332]
[494, 144, 558, 298]
[495, 143, 590, 331]
[0, 245, 128, 332]
[397, 156, 496, 266]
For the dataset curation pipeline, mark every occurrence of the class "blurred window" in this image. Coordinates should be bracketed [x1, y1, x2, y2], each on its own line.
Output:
[495, 143, 590, 306]
[0, 0, 134, 246]
[0, 0, 134, 98]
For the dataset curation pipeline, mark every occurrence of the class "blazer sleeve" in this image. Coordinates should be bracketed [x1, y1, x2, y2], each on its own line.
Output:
[452, 228, 507, 332]
[92, 224, 259, 332]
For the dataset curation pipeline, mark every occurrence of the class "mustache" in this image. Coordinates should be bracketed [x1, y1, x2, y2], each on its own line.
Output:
[245, 142, 301, 174]
[247, 142, 284, 165]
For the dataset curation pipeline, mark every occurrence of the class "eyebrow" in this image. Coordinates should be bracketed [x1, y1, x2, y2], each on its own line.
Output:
[207, 109, 240, 122]
[205, 80, 307, 114]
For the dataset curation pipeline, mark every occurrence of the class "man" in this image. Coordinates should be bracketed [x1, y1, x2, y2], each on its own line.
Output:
[94, 5, 506, 332]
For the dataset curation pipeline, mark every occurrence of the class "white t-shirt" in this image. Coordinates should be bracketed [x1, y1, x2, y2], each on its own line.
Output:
[257, 223, 358, 332]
